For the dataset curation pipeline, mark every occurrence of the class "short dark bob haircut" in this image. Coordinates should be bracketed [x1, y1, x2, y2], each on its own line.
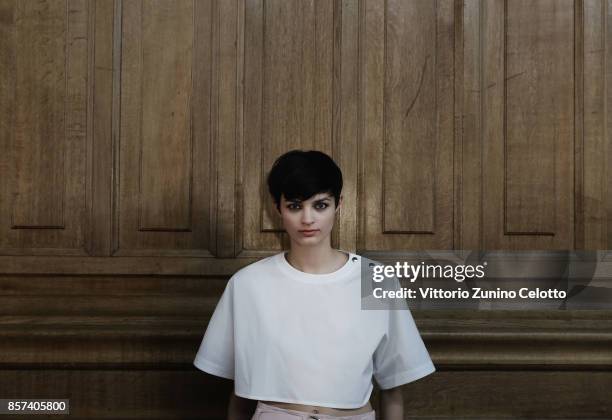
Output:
[267, 150, 343, 212]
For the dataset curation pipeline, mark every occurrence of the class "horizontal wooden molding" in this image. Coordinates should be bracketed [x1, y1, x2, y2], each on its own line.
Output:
[1, 315, 610, 370]
[0, 256, 260, 275]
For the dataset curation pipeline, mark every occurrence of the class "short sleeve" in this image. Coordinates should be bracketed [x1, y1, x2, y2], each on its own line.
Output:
[373, 300, 435, 389]
[193, 277, 235, 380]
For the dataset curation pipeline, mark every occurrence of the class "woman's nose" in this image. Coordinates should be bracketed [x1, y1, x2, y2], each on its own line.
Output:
[301, 208, 314, 224]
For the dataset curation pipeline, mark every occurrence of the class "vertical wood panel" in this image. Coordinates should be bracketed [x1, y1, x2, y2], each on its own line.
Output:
[452, 0, 464, 251]
[119, 0, 146, 250]
[0, 0, 18, 238]
[435, 0, 456, 248]
[363, 0, 385, 250]
[461, 0, 482, 249]
[65, 0, 89, 243]
[384, 0, 436, 233]
[12, 0, 66, 229]
[482, 0, 574, 249]
[363, 0, 454, 250]
[481, 0, 504, 250]
[583, 0, 608, 249]
[259, 0, 333, 231]
[90, 0, 114, 255]
[140, 0, 193, 231]
[242, 0, 335, 255]
[0, 0, 90, 254]
[117, 0, 213, 255]
[215, 0, 238, 257]
[505, 0, 573, 235]
[319, 0, 338, 248]
[608, 0, 612, 248]
[575, 0, 585, 250]
[261, 0, 311, 162]
[193, 0, 214, 255]
[336, 0, 359, 252]
[315, 0, 334, 155]
[242, 0, 266, 253]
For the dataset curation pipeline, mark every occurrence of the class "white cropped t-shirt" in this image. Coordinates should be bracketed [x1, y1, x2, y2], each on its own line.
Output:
[193, 251, 435, 409]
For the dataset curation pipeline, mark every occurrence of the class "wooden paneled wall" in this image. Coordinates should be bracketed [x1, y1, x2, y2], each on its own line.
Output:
[0, 0, 611, 418]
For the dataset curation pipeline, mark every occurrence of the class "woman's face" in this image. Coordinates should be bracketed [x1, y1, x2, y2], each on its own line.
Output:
[278, 192, 341, 247]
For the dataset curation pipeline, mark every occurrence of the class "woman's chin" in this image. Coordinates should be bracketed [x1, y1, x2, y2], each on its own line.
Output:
[290, 236, 322, 246]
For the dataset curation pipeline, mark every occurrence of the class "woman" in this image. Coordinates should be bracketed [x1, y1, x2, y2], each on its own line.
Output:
[194, 150, 435, 419]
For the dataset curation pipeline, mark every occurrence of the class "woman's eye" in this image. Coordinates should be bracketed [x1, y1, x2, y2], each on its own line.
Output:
[286, 202, 328, 210]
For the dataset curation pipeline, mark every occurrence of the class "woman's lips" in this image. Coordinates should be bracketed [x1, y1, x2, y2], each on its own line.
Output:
[299, 229, 319, 236]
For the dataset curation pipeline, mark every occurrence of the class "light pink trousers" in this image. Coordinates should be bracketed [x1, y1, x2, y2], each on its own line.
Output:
[251, 401, 376, 420]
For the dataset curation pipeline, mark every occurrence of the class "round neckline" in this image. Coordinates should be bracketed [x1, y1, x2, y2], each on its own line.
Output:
[275, 250, 359, 284]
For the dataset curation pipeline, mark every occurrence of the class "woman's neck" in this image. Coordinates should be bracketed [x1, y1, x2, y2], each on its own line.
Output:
[285, 246, 348, 274]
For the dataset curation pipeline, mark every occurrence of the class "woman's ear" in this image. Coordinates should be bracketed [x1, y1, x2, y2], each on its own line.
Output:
[335, 195, 343, 212]
[275, 196, 283, 215]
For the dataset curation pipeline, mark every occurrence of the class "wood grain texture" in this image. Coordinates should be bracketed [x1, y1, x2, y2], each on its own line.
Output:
[241, 0, 337, 255]
[362, 0, 455, 250]
[575, 0, 585, 251]
[460, 0, 482, 250]
[90, 0, 114, 256]
[582, 0, 609, 250]
[0, 369, 609, 419]
[12, 0, 67, 229]
[505, 0, 573, 236]
[117, 0, 213, 256]
[399, 371, 612, 419]
[214, 0, 239, 258]
[482, 0, 574, 249]
[461, 0, 611, 250]
[608, 0, 612, 249]
[0, 1, 611, 419]
[384, 0, 437, 233]
[0, 0, 90, 254]
[1, 2, 610, 254]
[140, 0, 193, 231]
[336, 0, 359, 252]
